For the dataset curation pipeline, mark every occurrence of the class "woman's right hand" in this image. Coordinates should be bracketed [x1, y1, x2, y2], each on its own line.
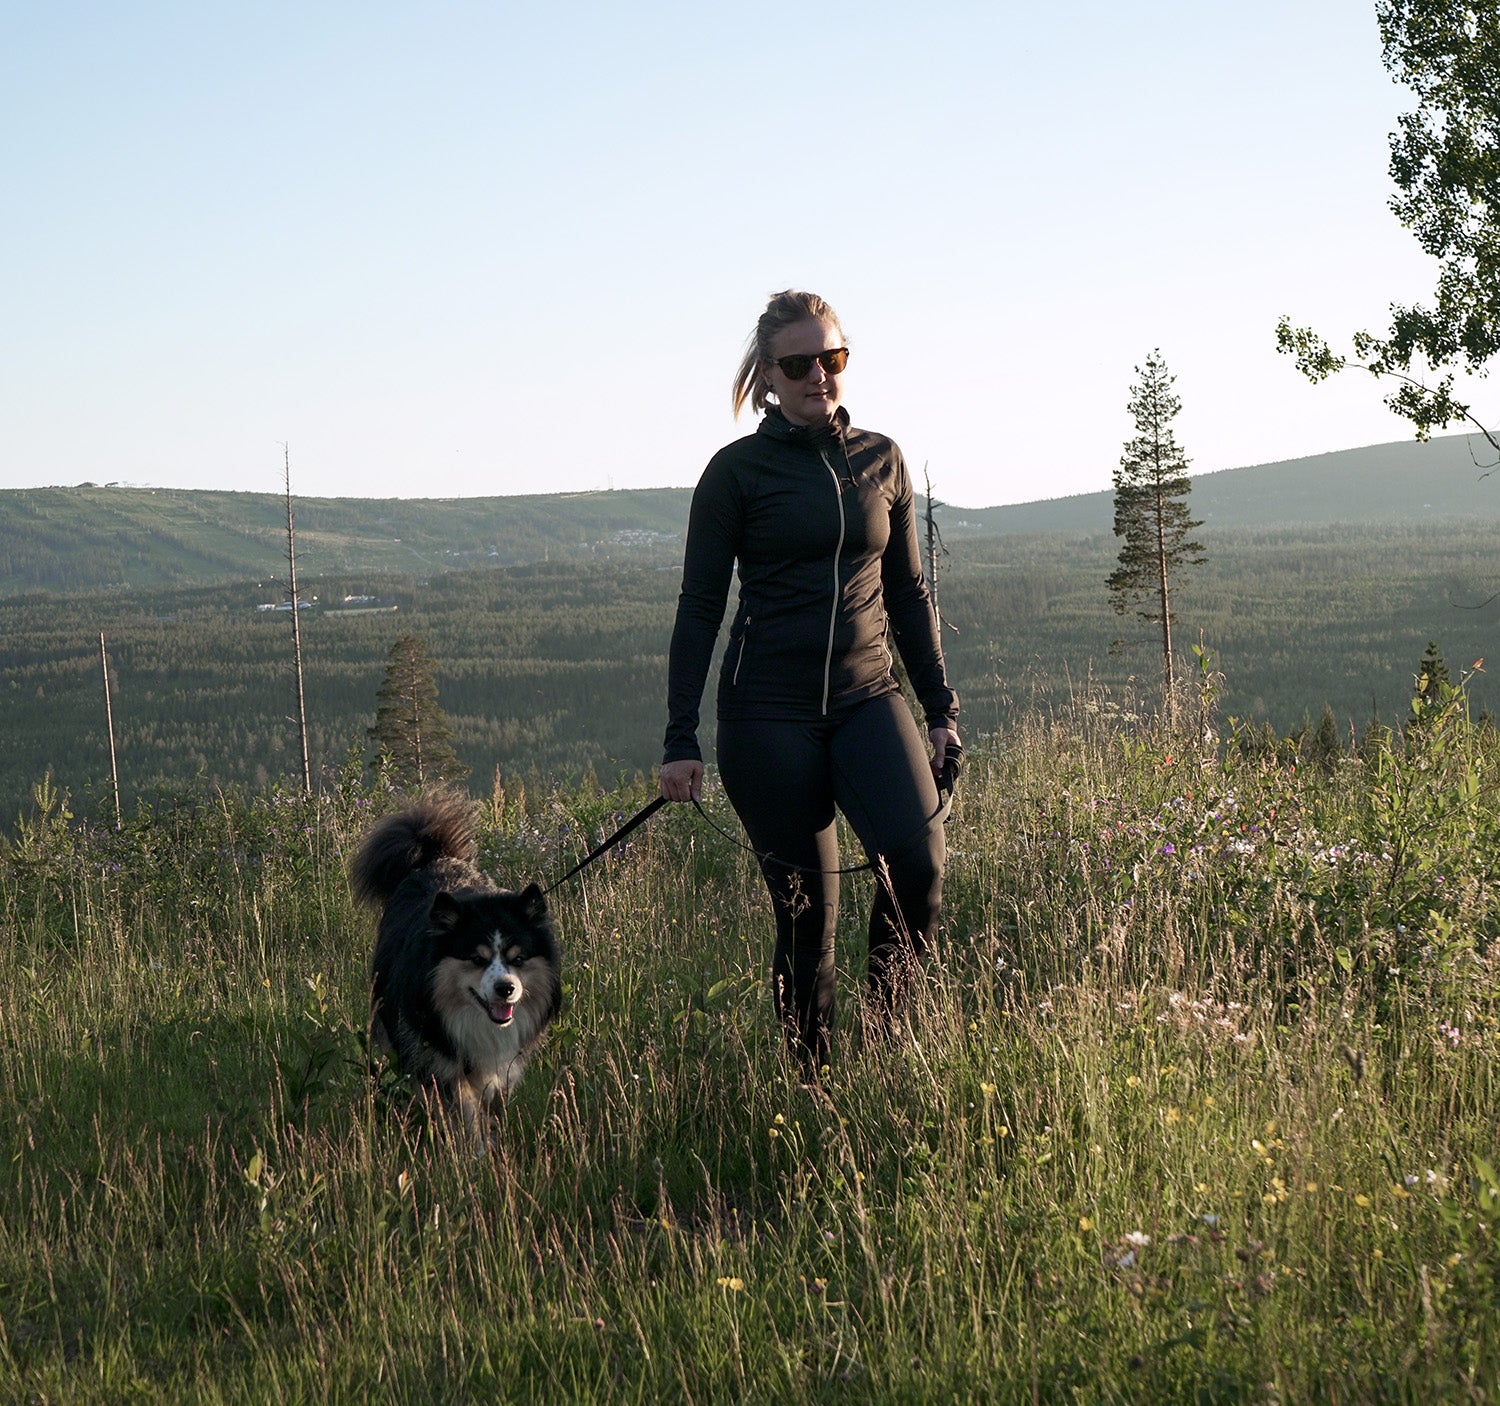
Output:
[659, 759, 703, 803]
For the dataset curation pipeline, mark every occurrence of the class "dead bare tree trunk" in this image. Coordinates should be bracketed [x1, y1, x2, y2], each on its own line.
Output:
[922, 461, 946, 631]
[284, 445, 313, 795]
[99, 631, 121, 829]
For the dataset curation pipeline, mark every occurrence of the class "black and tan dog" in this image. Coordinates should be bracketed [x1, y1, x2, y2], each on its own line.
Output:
[349, 792, 560, 1140]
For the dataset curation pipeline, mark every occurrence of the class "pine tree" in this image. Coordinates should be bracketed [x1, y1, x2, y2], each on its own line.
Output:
[366, 634, 468, 792]
[1106, 350, 1205, 705]
[1277, 0, 1500, 456]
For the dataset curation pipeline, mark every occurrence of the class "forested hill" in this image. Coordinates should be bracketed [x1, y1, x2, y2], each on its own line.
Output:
[3, 430, 1496, 595]
[947, 430, 1500, 535]
[0, 485, 694, 595]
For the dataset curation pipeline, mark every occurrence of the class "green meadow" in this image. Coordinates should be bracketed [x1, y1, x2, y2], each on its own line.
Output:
[3, 673, 1498, 1402]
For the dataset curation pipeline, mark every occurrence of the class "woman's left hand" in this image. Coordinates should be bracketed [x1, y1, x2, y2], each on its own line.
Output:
[929, 727, 961, 776]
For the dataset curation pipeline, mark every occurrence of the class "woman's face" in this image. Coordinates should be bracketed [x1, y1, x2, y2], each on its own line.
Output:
[765, 317, 846, 428]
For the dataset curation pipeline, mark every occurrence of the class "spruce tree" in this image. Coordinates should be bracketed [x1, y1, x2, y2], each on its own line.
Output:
[1306, 703, 1343, 773]
[366, 633, 468, 792]
[1106, 350, 1205, 705]
[1409, 639, 1454, 733]
[1415, 639, 1451, 706]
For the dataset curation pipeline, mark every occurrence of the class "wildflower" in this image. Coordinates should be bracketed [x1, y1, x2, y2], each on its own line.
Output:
[717, 1277, 745, 1291]
[979, 1082, 997, 1098]
[1124, 1231, 1151, 1247]
[1078, 1216, 1094, 1232]
[1305, 1181, 1319, 1194]
[1355, 1194, 1372, 1208]
[1125, 1075, 1142, 1089]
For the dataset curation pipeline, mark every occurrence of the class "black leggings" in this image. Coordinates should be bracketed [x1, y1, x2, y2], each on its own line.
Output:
[716, 693, 945, 1067]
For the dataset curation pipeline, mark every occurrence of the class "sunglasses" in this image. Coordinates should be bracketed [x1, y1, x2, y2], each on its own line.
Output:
[771, 347, 850, 379]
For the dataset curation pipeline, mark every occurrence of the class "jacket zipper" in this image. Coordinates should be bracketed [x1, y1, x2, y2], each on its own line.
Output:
[819, 450, 845, 714]
[732, 615, 751, 685]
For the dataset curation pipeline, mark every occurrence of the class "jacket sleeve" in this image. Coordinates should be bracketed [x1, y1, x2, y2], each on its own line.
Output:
[881, 449, 959, 730]
[663, 454, 743, 762]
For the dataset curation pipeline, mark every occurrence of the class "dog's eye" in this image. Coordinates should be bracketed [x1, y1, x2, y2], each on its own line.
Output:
[471, 947, 493, 967]
[504, 946, 524, 964]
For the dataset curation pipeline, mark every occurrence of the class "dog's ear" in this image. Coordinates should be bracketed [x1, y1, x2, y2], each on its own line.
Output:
[518, 882, 548, 921]
[429, 891, 462, 934]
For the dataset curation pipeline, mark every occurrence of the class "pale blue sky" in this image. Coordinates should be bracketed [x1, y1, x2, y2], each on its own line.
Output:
[2, 1, 1466, 508]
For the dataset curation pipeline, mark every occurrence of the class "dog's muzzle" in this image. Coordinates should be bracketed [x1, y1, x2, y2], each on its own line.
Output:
[471, 987, 516, 1025]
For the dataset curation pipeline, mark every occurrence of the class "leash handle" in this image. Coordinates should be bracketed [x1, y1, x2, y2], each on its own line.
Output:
[935, 739, 963, 814]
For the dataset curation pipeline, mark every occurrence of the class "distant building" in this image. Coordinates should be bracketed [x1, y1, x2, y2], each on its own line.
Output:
[324, 593, 399, 616]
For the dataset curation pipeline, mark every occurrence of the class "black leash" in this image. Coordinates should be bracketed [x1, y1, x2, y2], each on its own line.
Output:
[689, 742, 963, 877]
[545, 744, 962, 890]
[543, 794, 668, 894]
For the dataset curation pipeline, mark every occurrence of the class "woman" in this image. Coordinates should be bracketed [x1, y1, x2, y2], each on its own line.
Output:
[659, 290, 960, 1071]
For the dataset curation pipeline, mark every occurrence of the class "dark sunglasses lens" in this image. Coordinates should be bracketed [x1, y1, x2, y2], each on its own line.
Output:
[775, 348, 848, 379]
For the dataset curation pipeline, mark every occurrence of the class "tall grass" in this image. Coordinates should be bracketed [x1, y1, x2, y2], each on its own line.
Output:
[1, 689, 1498, 1403]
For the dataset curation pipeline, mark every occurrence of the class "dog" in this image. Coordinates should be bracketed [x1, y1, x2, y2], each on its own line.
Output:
[349, 791, 561, 1141]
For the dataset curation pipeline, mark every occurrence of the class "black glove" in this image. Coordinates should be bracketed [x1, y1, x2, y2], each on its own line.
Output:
[935, 740, 963, 821]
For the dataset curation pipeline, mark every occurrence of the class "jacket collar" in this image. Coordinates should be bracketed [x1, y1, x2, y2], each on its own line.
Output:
[757, 403, 849, 448]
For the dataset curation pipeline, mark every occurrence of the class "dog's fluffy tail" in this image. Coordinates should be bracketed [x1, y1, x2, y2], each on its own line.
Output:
[349, 790, 478, 907]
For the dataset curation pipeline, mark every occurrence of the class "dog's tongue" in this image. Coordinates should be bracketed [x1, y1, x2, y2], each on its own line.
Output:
[489, 1001, 514, 1024]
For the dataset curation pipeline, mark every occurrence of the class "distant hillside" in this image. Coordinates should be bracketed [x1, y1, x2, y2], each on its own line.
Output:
[3, 431, 1496, 595]
[940, 431, 1500, 535]
[0, 485, 693, 595]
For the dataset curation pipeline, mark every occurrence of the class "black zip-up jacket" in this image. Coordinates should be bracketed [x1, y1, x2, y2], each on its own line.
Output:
[663, 406, 959, 764]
